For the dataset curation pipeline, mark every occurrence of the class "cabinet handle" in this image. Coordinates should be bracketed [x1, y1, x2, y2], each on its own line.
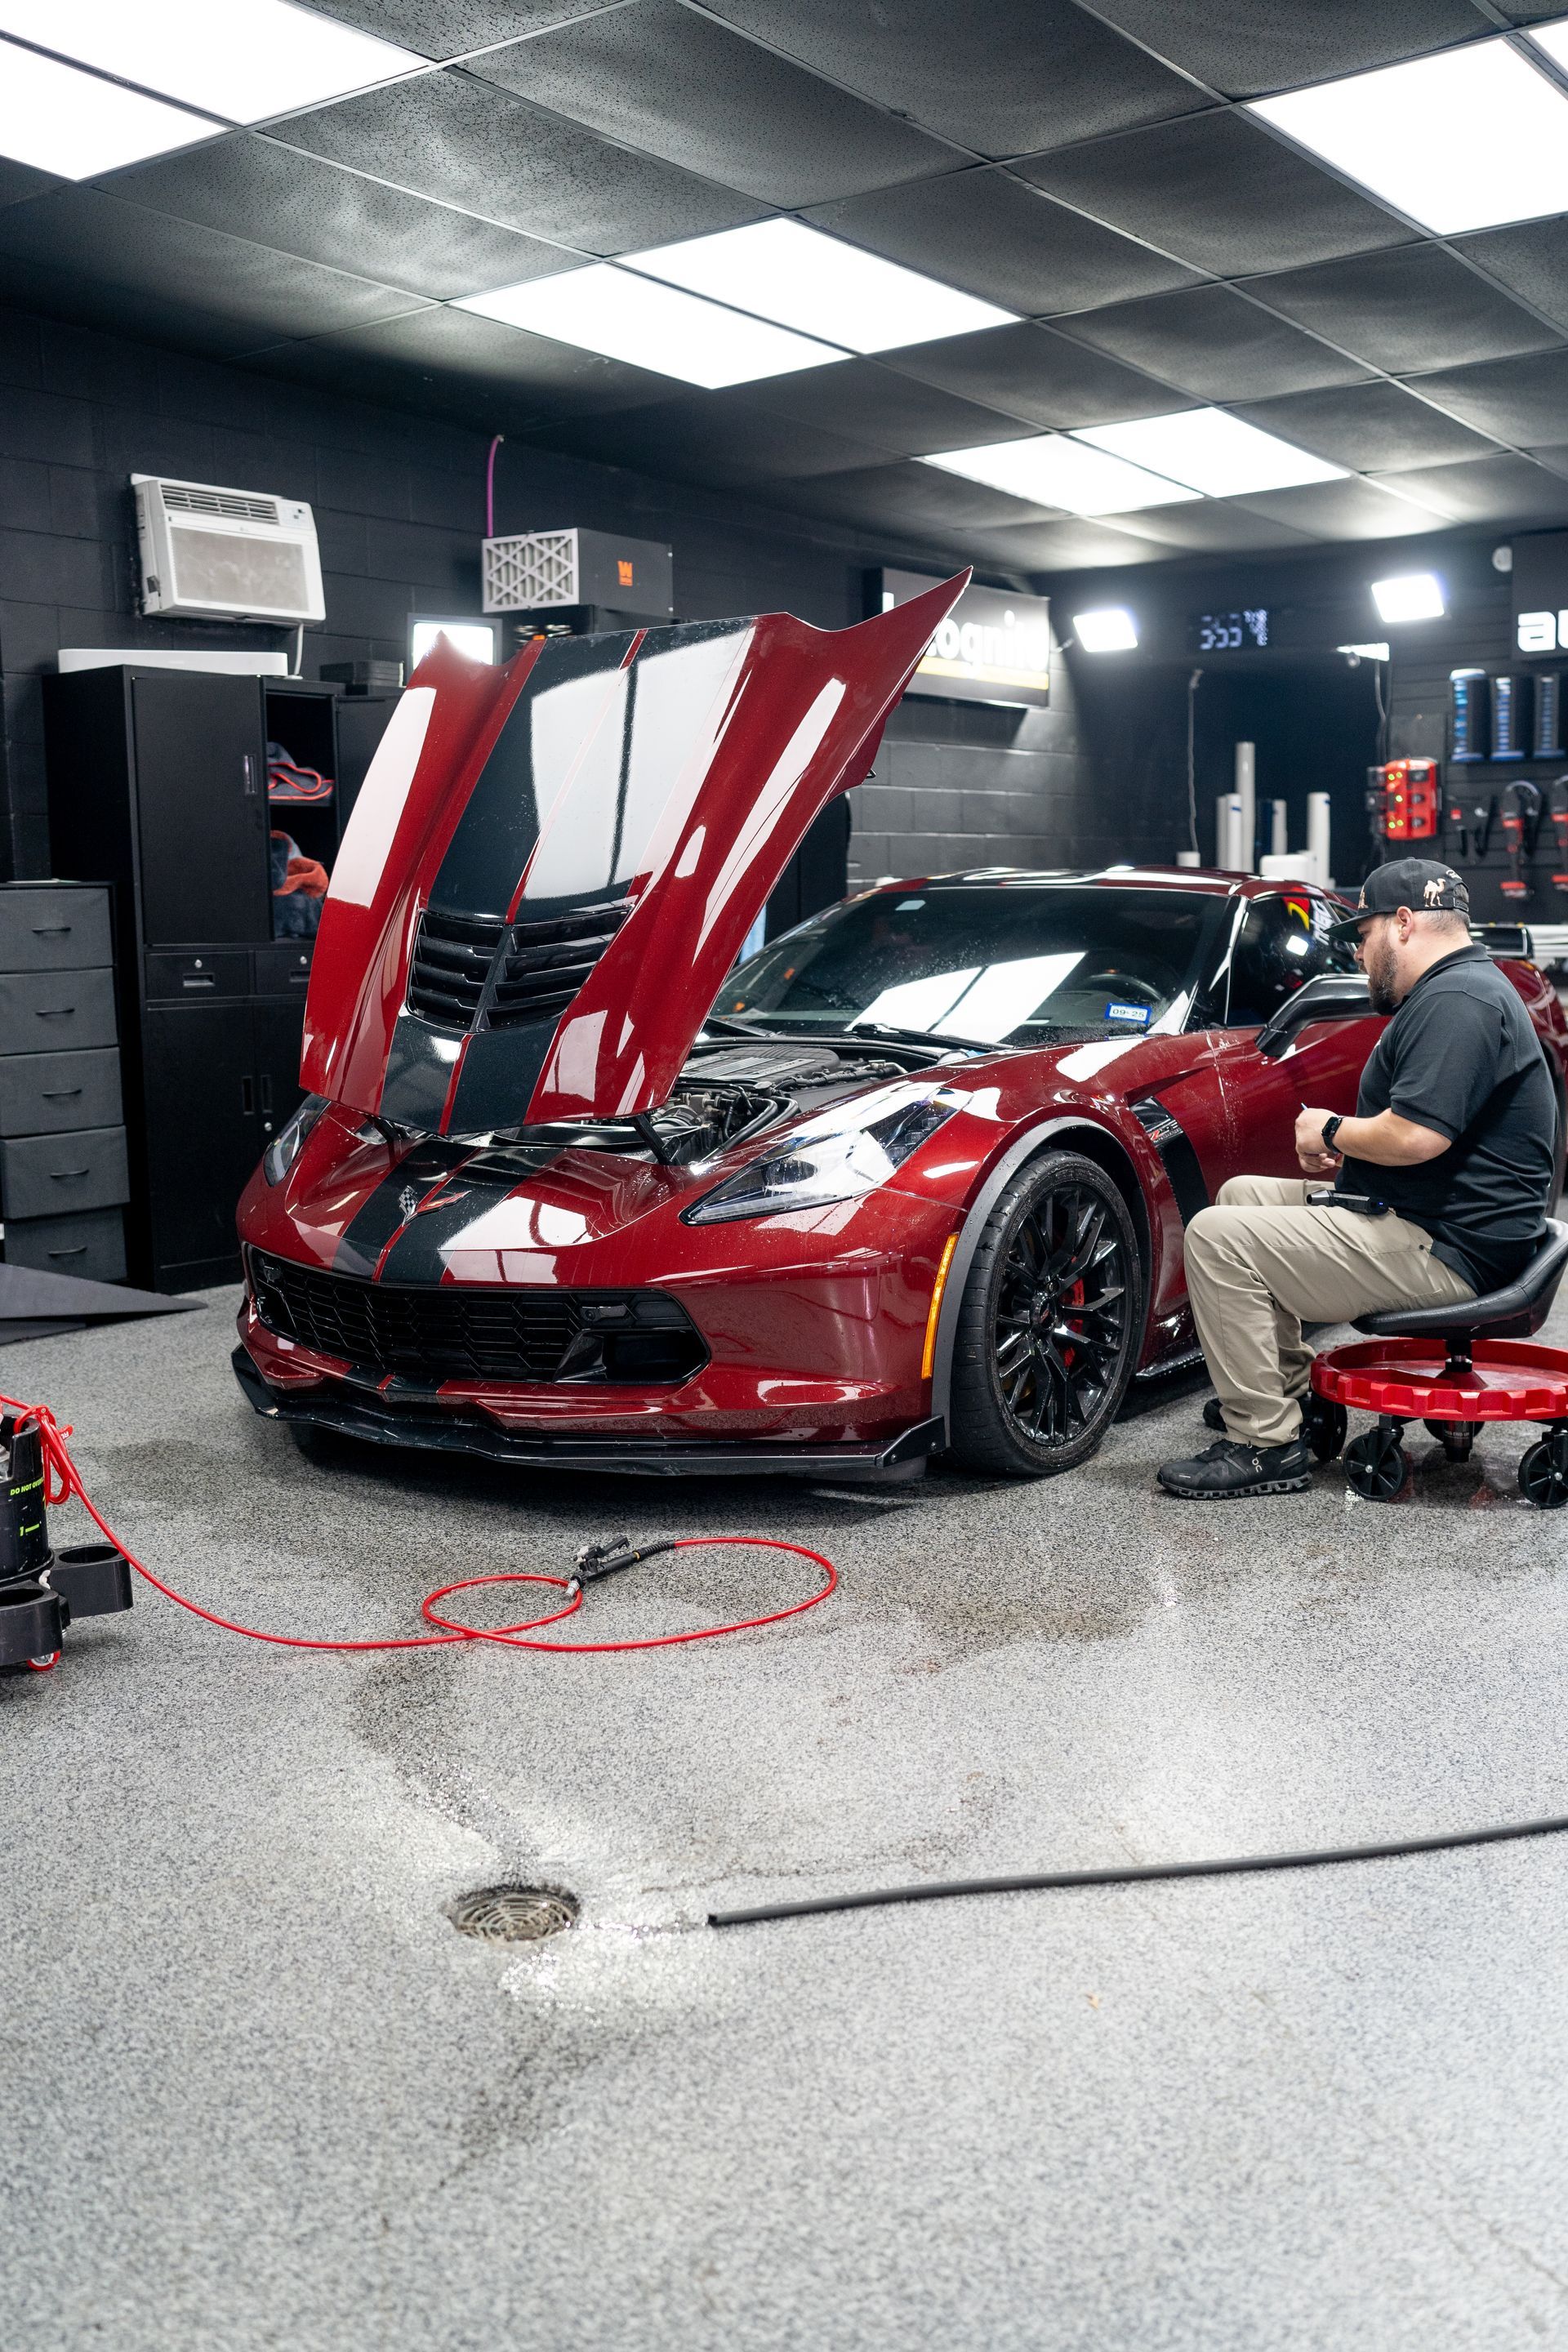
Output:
[51, 1169, 90, 1181]
[259, 1075, 273, 1113]
[37, 1007, 74, 1018]
[242, 753, 256, 795]
[47, 1245, 87, 1258]
[241, 1076, 254, 1114]
[42, 1086, 82, 1099]
[31, 924, 69, 936]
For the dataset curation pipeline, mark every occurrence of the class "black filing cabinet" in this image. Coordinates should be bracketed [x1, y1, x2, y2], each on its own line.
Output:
[0, 883, 128, 1282]
[43, 668, 347, 1292]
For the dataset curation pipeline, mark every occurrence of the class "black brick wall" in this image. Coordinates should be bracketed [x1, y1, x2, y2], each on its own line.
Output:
[0, 299, 1142, 889]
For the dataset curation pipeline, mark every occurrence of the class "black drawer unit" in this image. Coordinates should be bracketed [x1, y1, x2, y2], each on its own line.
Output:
[44, 667, 358, 1290]
[0, 881, 130, 1281]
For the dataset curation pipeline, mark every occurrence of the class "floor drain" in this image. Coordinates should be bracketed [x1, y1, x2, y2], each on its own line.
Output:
[448, 1884, 578, 1943]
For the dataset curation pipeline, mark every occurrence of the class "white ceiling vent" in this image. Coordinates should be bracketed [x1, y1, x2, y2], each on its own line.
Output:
[131, 473, 325, 624]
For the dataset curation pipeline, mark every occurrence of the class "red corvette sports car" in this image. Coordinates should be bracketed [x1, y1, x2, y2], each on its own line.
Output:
[233, 577, 1568, 1480]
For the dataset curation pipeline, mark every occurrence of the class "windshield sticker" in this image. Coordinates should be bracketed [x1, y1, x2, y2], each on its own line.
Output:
[1105, 1001, 1152, 1026]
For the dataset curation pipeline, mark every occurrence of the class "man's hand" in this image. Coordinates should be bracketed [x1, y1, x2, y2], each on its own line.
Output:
[1295, 1105, 1341, 1176]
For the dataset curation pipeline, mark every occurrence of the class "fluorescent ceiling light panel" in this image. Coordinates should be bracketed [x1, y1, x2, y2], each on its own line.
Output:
[0, 1, 422, 125]
[0, 38, 215, 175]
[923, 436, 1199, 516]
[1073, 608, 1138, 653]
[629, 220, 1016, 354]
[1370, 572, 1445, 622]
[1250, 38, 1568, 235]
[457, 265, 844, 388]
[1072, 408, 1346, 497]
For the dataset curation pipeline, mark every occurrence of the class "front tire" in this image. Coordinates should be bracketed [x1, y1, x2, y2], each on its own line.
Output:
[947, 1150, 1143, 1477]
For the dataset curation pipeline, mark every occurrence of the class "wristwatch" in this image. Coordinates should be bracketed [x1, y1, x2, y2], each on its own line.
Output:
[1321, 1113, 1343, 1152]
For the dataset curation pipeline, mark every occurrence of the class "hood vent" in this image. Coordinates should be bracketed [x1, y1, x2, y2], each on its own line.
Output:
[406, 900, 633, 1034]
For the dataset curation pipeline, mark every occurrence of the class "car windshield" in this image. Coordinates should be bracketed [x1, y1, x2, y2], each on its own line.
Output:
[717, 884, 1223, 1048]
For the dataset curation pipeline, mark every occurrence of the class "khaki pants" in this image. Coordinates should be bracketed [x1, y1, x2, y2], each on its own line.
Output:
[1183, 1175, 1475, 1448]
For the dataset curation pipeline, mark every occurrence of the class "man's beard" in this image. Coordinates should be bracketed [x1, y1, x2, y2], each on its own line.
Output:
[1364, 933, 1398, 1015]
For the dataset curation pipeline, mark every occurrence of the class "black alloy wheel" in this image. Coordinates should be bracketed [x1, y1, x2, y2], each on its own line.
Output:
[1345, 1424, 1410, 1502]
[948, 1150, 1143, 1477]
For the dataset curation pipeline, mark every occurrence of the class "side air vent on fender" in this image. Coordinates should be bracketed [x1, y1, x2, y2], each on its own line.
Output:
[1131, 1096, 1211, 1227]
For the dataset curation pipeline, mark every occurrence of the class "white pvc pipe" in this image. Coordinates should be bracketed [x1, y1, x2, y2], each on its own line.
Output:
[1307, 791, 1332, 885]
[1215, 792, 1231, 869]
[1234, 742, 1255, 875]
[1271, 798, 1288, 856]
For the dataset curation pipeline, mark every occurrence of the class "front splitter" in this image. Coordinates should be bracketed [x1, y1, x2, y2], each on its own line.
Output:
[232, 1348, 942, 1481]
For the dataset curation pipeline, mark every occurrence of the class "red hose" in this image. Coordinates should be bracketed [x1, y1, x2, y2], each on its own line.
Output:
[2, 1391, 837, 1658]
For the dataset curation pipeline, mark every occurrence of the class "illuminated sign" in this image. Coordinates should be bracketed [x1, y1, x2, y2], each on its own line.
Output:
[1192, 608, 1270, 651]
[1517, 608, 1568, 653]
[874, 568, 1050, 707]
[1512, 530, 1568, 657]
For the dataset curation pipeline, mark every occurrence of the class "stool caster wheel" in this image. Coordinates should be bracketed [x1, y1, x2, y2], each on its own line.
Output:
[1346, 1426, 1409, 1502]
[1305, 1396, 1347, 1463]
[1518, 1432, 1568, 1508]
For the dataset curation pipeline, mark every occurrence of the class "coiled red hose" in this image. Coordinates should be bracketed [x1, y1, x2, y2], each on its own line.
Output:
[2, 1390, 836, 1657]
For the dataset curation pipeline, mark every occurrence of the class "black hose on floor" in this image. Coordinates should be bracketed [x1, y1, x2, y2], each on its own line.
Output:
[707, 1812, 1568, 1927]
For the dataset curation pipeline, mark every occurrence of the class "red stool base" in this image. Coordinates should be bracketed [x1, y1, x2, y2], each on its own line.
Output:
[1311, 1337, 1568, 1425]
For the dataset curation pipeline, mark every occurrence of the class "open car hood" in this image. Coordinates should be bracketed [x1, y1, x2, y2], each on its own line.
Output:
[301, 572, 967, 1133]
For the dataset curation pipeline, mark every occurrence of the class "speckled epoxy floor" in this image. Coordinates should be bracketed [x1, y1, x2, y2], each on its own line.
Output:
[5, 1290, 1568, 2350]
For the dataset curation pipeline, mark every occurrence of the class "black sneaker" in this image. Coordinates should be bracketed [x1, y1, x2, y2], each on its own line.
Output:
[1157, 1436, 1312, 1499]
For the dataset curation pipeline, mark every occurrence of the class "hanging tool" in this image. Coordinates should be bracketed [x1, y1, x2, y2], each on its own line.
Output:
[1500, 778, 1544, 903]
[1371, 758, 1440, 844]
[1548, 777, 1568, 901]
[1444, 785, 1496, 866]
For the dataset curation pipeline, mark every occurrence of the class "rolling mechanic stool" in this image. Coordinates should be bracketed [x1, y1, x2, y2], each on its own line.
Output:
[1308, 1218, 1568, 1504]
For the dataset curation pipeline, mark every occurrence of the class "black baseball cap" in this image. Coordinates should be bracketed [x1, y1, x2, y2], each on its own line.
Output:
[1325, 857, 1471, 942]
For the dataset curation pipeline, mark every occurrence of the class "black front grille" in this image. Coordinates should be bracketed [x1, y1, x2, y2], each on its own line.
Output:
[407, 910, 504, 1027]
[249, 1255, 705, 1387]
[490, 899, 632, 1027]
[406, 900, 632, 1031]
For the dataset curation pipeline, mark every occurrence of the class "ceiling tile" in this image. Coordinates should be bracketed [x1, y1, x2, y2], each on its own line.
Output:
[274, 65, 764, 250]
[1080, 1, 1490, 101]
[0, 157, 60, 211]
[1231, 476, 1449, 539]
[1530, 443, 1568, 480]
[0, 187, 427, 354]
[1452, 218, 1568, 334]
[1245, 245, 1564, 374]
[805, 169, 1200, 319]
[996, 518, 1174, 570]
[1411, 349, 1568, 443]
[256, 301, 679, 426]
[1107, 500, 1318, 552]
[1016, 110, 1414, 277]
[1058, 285, 1376, 400]
[696, 0, 1209, 159]
[780, 460, 1067, 534]
[103, 133, 566, 301]
[474, 2, 952, 208]
[882, 320, 1191, 429]
[745, 359, 1029, 457]
[523, 390, 886, 484]
[1367, 453, 1568, 525]
[303, 3, 617, 60]
[1227, 382, 1503, 472]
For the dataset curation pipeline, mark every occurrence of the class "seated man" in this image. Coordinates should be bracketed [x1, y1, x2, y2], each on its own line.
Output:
[1159, 858, 1557, 1499]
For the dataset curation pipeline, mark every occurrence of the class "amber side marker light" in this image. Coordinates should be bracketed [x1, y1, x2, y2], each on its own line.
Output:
[922, 1232, 961, 1379]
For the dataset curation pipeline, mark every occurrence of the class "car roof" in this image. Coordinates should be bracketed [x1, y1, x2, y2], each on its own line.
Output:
[867, 865, 1339, 900]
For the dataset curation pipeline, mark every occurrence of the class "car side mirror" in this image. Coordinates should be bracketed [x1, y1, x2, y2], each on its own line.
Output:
[1256, 972, 1373, 1059]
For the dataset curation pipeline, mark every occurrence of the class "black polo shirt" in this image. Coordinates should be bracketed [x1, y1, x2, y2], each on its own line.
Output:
[1338, 944, 1557, 1293]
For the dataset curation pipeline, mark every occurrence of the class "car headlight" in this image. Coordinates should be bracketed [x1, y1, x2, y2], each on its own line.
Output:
[683, 1085, 960, 1225]
[263, 1094, 329, 1187]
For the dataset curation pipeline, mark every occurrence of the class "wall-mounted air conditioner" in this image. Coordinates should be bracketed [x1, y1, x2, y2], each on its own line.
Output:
[131, 474, 326, 624]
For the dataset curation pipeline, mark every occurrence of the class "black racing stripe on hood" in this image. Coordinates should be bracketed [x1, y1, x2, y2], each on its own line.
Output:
[336, 1141, 567, 1285]
[333, 1145, 466, 1281]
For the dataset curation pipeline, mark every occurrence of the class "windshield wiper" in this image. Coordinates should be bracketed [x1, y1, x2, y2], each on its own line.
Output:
[845, 1020, 983, 1055]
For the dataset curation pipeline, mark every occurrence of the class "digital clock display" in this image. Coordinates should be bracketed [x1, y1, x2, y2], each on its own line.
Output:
[1194, 608, 1270, 651]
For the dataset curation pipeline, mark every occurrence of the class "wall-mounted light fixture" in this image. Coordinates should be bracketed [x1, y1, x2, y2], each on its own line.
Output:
[409, 617, 497, 668]
[1072, 606, 1138, 652]
[1370, 572, 1444, 623]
